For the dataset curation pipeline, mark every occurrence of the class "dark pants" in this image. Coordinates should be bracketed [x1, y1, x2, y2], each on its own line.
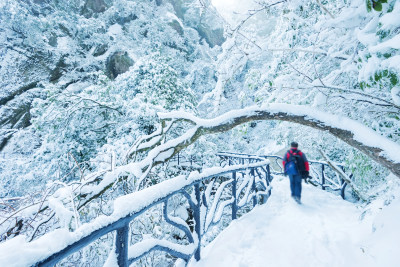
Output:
[289, 174, 302, 199]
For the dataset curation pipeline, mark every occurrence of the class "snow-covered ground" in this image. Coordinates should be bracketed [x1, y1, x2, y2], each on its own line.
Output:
[189, 176, 400, 267]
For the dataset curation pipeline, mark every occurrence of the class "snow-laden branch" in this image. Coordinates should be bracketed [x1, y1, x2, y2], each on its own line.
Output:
[158, 103, 400, 178]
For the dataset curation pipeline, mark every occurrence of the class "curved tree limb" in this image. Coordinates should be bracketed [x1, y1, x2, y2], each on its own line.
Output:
[158, 104, 400, 178]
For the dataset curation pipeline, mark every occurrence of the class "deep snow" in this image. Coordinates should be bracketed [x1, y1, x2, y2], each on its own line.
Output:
[189, 176, 400, 267]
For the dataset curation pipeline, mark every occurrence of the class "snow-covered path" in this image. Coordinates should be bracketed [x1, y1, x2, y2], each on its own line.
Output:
[190, 176, 374, 267]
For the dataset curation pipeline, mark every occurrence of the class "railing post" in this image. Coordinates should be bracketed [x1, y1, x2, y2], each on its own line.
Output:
[115, 224, 129, 267]
[194, 183, 201, 261]
[266, 165, 271, 184]
[232, 171, 237, 220]
[340, 181, 347, 199]
[340, 167, 346, 199]
[266, 165, 271, 196]
[321, 164, 326, 190]
[251, 168, 257, 207]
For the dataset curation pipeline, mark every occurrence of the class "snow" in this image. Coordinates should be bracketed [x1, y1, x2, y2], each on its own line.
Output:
[128, 238, 196, 259]
[370, 34, 400, 53]
[312, 92, 327, 107]
[363, 196, 400, 267]
[57, 36, 71, 52]
[154, 148, 174, 162]
[211, 0, 258, 26]
[391, 87, 400, 106]
[103, 248, 118, 267]
[381, 55, 400, 73]
[356, 16, 379, 46]
[379, 1, 400, 31]
[359, 55, 380, 83]
[48, 196, 74, 228]
[108, 24, 123, 36]
[189, 176, 400, 267]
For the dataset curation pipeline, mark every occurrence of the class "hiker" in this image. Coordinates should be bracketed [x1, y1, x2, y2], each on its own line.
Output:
[282, 142, 309, 204]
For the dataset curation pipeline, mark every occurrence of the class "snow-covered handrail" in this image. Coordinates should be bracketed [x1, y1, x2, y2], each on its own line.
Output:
[217, 152, 352, 199]
[158, 104, 400, 178]
[0, 161, 271, 266]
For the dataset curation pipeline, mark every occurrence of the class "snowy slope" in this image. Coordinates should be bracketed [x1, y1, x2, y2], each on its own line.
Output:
[189, 176, 400, 267]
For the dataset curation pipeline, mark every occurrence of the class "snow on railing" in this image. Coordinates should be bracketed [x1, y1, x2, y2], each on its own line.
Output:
[1, 160, 272, 266]
[217, 152, 351, 199]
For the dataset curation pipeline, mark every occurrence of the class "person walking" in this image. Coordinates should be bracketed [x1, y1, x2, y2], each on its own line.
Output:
[282, 142, 309, 204]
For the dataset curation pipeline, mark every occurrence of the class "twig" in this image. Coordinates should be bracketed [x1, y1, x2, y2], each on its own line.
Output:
[29, 212, 55, 242]
[68, 152, 84, 181]
[314, 85, 400, 110]
[288, 62, 313, 82]
[0, 202, 41, 226]
[267, 47, 348, 61]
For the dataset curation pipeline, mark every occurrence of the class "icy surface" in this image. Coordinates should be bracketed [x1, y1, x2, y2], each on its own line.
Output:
[190, 176, 400, 267]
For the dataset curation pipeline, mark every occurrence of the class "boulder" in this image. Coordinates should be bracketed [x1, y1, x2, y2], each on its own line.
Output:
[49, 56, 69, 82]
[196, 24, 225, 48]
[48, 33, 58, 47]
[93, 44, 108, 57]
[165, 0, 225, 47]
[106, 51, 134, 79]
[169, 19, 184, 36]
[0, 88, 43, 152]
[82, 0, 108, 17]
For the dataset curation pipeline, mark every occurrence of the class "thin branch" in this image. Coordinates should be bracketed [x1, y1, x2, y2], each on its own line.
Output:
[316, 0, 334, 19]
[314, 85, 400, 110]
[65, 94, 123, 115]
[68, 152, 84, 181]
[288, 62, 313, 82]
[29, 212, 55, 242]
[233, 0, 287, 33]
[267, 48, 348, 61]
